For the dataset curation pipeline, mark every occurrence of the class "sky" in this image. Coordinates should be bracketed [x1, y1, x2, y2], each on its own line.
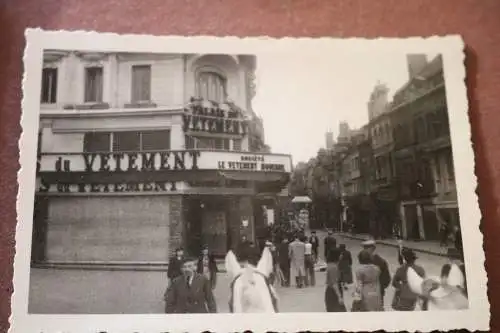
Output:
[252, 50, 422, 165]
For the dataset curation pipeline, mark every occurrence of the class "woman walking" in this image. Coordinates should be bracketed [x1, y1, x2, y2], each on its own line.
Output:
[392, 248, 426, 311]
[354, 250, 383, 311]
[325, 249, 345, 312]
[338, 244, 353, 290]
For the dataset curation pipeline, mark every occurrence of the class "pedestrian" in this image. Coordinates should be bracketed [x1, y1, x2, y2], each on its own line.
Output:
[289, 234, 306, 288]
[391, 248, 426, 311]
[167, 247, 185, 286]
[442, 248, 468, 297]
[361, 239, 391, 307]
[324, 230, 337, 260]
[309, 231, 320, 262]
[354, 250, 383, 312]
[304, 236, 316, 287]
[396, 236, 404, 266]
[278, 238, 291, 287]
[196, 245, 218, 290]
[164, 257, 217, 313]
[439, 222, 449, 248]
[338, 244, 353, 290]
[265, 240, 279, 285]
[325, 248, 346, 312]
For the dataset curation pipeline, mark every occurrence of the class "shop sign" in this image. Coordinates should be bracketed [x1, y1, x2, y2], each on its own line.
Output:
[37, 180, 179, 194]
[39, 151, 292, 173]
[216, 154, 288, 172]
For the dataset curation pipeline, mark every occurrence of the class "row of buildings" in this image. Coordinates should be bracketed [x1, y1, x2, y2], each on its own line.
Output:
[32, 51, 291, 266]
[325, 54, 458, 241]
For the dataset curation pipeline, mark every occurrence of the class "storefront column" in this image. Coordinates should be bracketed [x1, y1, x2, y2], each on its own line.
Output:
[168, 195, 185, 256]
[400, 203, 408, 239]
[416, 204, 426, 240]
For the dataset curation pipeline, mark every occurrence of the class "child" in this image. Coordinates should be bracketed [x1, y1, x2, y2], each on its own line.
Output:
[338, 244, 353, 290]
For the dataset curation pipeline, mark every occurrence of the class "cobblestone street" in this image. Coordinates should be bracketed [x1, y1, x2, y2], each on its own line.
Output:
[29, 235, 449, 314]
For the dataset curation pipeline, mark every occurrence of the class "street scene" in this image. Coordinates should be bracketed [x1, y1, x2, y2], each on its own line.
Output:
[29, 48, 468, 315]
[29, 232, 450, 313]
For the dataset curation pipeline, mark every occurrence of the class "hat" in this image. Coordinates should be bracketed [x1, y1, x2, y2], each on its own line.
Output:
[401, 247, 417, 262]
[361, 239, 376, 247]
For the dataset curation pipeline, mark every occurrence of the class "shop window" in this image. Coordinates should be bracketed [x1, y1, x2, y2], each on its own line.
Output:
[83, 132, 111, 153]
[141, 130, 170, 151]
[84, 67, 103, 103]
[233, 139, 242, 151]
[196, 71, 227, 103]
[131, 65, 151, 102]
[112, 131, 141, 152]
[41, 68, 58, 104]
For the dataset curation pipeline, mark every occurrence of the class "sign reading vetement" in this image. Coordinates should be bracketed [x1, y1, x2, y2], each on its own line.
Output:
[39, 151, 292, 173]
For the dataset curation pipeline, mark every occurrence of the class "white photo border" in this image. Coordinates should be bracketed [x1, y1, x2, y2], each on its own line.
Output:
[11, 28, 489, 333]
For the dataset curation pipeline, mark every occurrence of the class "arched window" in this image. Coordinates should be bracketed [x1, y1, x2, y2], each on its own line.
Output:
[196, 71, 227, 103]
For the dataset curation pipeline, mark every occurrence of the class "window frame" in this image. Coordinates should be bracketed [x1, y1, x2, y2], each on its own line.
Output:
[131, 64, 152, 103]
[83, 130, 171, 153]
[84, 66, 104, 103]
[195, 70, 228, 103]
[41, 67, 58, 104]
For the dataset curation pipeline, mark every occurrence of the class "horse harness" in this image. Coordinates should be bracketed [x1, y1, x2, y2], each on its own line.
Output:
[228, 270, 279, 313]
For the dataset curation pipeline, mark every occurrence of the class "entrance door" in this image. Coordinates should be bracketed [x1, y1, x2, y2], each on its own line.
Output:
[202, 211, 227, 257]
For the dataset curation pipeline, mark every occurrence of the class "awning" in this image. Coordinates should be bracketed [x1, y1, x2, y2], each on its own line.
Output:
[291, 196, 312, 204]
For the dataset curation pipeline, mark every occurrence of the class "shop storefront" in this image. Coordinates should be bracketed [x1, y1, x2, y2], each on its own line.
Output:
[33, 150, 291, 264]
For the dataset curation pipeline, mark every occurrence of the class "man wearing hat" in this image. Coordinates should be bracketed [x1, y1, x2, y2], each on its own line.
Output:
[391, 248, 425, 311]
[324, 230, 337, 260]
[361, 239, 391, 306]
[164, 257, 217, 313]
[197, 245, 218, 290]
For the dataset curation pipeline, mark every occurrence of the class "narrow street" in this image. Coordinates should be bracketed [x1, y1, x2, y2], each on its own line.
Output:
[28, 235, 448, 314]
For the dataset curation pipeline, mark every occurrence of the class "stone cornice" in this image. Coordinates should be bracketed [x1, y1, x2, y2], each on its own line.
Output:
[39, 107, 185, 119]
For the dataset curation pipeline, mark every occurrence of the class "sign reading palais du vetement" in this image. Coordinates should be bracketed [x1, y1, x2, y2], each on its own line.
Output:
[39, 151, 292, 173]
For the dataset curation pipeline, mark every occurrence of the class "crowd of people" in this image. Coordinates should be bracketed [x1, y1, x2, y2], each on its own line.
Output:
[162, 225, 467, 314]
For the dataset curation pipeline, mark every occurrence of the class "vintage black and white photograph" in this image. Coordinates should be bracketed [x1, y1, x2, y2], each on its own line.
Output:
[11, 30, 488, 333]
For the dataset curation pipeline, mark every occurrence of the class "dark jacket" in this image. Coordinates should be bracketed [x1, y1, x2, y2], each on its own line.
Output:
[392, 263, 425, 311]
[197, 254, 218, 285]
[167, 256, 184, 280]
[164, 273, 217, 313]
[309, 236, 320, 253]
[372, 253, 391, 292]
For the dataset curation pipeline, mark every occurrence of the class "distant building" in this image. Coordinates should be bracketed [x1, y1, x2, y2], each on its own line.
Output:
[367, 82, 390, 121]
[325, 131, 335, 149]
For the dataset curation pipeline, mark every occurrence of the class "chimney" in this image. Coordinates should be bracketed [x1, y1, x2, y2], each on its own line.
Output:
[407, 54, 428, 79]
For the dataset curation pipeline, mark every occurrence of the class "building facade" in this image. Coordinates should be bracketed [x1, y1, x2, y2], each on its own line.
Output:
[328, 54, 457, 241]
[392, 54, 456, 241]
[32, 51, 292, 266]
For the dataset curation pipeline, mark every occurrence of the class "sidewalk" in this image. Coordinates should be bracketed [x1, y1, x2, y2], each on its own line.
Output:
[337, 232, 449, 257]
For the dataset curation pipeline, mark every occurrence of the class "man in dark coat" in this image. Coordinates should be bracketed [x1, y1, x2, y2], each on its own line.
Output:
[324, 230, 337, 260]
[197, 245, 218, 290]
[309, 231, 320, 262]
[164, 257, 217, 313]
[278, 238, 291, 287]
[167, 247, 185, 285]
[362, 239, 391, 306]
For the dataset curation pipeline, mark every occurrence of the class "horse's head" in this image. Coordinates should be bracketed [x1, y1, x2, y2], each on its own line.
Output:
[407, 263, 468, 310]
[225, 247, 277, 313]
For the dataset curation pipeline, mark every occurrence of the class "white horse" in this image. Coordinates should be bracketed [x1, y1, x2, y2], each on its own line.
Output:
[225, 247, 278, 313]
[407, 263, 468, 310]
